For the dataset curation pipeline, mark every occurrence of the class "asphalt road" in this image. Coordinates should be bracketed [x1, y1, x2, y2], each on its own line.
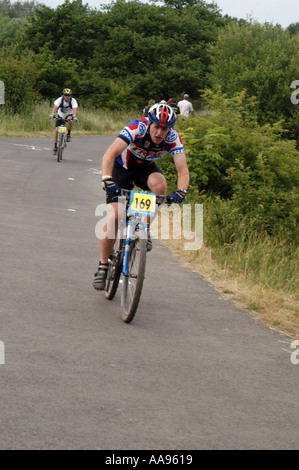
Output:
[0, 136, 298, 450]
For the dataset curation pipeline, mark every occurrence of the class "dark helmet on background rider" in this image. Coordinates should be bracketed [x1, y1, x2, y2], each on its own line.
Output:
[148, 102, 176, 128]
[62, 88, 72, 96]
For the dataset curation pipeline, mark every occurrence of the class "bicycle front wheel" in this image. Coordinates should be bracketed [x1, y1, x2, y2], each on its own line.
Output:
[105, 238, 124, 300]
[57, 134, 63, 162]
[121, 235, 147, 323]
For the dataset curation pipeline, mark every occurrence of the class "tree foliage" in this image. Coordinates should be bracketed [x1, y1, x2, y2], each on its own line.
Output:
[287, 22, 299, 36]
[0, 14, 27, 47]
[0, 47, 42, 111]
[0, 0, 298, 143]
[16, 0, 226, 107]
[166, 89, 299, 241]
[208, 21, 299, 141]
[0, 0, 42, 17]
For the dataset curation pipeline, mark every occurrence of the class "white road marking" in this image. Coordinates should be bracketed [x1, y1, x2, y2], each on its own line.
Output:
[6, 143, 51, 151]
[88, 168, 102, 175]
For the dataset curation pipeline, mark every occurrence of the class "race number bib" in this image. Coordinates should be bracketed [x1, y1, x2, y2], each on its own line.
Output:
[128, 191, 156, 217]
[58, 126, 66, 134]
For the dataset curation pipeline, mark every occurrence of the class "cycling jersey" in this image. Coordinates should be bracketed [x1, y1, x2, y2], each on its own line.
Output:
[54, 96, 78, 119]
[117, 118, 185, 169]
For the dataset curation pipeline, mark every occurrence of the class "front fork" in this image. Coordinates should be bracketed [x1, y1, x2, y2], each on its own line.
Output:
[58, 131, 65, 148]
[122, 219, 149, 276]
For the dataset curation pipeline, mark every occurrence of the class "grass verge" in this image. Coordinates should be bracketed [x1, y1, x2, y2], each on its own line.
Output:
[0, 103, 138, 137]
[158, 208, 299, 339]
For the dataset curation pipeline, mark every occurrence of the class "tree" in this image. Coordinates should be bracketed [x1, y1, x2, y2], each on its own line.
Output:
[0, 0, 42, 17]
[21, 1, 102, 64]
[0, 47, 42, 111]
[0, 14, 27, 47]
[209, 21, 299, 142]
[20, 0, 228, 108]
[287, 22, 299, 35]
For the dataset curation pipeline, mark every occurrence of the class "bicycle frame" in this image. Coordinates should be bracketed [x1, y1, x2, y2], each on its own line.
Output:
[118, 189, 169, 274]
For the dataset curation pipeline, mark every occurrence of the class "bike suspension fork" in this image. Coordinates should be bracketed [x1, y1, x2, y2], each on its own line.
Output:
[122, 221, 133, 276]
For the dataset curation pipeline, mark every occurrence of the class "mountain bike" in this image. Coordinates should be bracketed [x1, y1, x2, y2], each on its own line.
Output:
[52, 116, 74, 162]
[105, 189, 170, 323]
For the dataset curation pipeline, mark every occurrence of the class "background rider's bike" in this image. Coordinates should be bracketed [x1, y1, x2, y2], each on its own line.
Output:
[51, 116, 74, 162]
[104, 188, 170, 323]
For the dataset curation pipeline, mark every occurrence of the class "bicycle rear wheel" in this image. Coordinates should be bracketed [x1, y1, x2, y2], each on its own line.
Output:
[121, 235, 147, 323]
[105, 238, 124, 300]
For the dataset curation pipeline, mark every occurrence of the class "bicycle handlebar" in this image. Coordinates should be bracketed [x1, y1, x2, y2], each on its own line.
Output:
[118, 188, 172, 205]
[50, 115, 76, 122]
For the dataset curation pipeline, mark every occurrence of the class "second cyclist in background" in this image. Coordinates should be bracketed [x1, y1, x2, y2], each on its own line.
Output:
[49, 88, 78, 155]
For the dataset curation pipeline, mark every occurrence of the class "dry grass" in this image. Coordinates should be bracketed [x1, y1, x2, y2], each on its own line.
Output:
[0, 103, 138, 137]
[157, 211, 299, 339]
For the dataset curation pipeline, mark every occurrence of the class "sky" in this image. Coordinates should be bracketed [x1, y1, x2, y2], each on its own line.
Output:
[19, 0, 299, 28]
[215, 0, 298, 27]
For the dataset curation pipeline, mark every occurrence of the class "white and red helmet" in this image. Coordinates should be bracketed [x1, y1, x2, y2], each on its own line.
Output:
[148, 102, 176, 127]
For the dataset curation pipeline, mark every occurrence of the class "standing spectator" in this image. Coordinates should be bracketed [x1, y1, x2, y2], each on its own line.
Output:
[177, 94, 194, 117]
[168, 98, 180, 115]
[143, 99, 155, 117]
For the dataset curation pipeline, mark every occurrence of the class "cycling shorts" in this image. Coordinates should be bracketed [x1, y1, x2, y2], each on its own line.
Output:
[106, 159, 164, 204]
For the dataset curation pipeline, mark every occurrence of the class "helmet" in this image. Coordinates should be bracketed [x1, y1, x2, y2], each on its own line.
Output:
[148, 103, 176, 128]
[63, 88, 72, 96]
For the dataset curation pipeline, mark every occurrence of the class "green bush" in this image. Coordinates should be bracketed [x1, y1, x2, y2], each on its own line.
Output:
[172, 89, 299, 242]
[0, 47, 41, 111]
[209, 21, 299, 142]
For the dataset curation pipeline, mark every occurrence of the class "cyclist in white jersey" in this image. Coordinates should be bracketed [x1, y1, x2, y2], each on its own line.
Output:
[49, 88, 78, 155]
